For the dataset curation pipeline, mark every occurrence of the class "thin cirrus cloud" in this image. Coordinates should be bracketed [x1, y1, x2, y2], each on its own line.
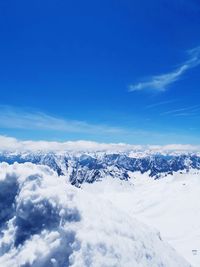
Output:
[0, 105, 126, 135]
[161, 105, 200, 117]
[129, 46, 200, 92]
[0, 106, 157, 141]
[145, 99, 179, 109]
[0, 106, 170, 141]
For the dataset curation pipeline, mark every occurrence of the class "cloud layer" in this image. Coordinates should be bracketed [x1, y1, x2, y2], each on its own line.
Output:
[0, 135, 199, 153]
[129, 46, 200, 92]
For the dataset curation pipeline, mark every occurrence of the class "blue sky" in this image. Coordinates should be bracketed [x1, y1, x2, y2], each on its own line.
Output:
[0, 0, 200, 144]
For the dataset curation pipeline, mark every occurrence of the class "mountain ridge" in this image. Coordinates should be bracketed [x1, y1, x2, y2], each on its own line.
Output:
[1, 151, 200, 186]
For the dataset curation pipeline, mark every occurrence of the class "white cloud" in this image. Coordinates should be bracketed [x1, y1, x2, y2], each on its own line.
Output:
[0, 135, 143, 152]
[0, 135, 199, 153]
[149, 144, 200, 152]
[129, 46, 200, 92]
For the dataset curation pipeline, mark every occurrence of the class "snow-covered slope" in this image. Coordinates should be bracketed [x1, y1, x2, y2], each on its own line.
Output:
[0, 163, 191, 267]
[82, 170, 200, 267]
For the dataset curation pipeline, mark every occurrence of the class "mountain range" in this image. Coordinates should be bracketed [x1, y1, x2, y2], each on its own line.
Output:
[1, 151, 200, 185]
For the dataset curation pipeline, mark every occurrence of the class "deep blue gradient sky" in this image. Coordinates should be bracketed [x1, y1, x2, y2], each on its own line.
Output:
[0, 0, 200, 144]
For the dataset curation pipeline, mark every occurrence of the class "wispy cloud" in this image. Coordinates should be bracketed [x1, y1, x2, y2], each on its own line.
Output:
[161, 105, 200, 116]
[129, 46, 200, 92]
[0, 106, 166, 142]
[146, 99, 178, 109]
[0, 106, 125, 135]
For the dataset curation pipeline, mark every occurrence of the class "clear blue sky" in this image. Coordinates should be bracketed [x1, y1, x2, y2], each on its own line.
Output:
[0, 0, 200, 144]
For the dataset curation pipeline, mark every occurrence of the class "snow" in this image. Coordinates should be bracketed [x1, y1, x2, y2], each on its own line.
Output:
[82, 170, 200, 267]
[0, 163, 190, 267]
[2, 150, 200, 186]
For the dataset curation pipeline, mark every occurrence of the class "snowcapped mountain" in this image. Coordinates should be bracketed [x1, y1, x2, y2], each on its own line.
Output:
[0, 151, 200, 185]
[0, 163, 191, 267]
[0, 150, 200, 266]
